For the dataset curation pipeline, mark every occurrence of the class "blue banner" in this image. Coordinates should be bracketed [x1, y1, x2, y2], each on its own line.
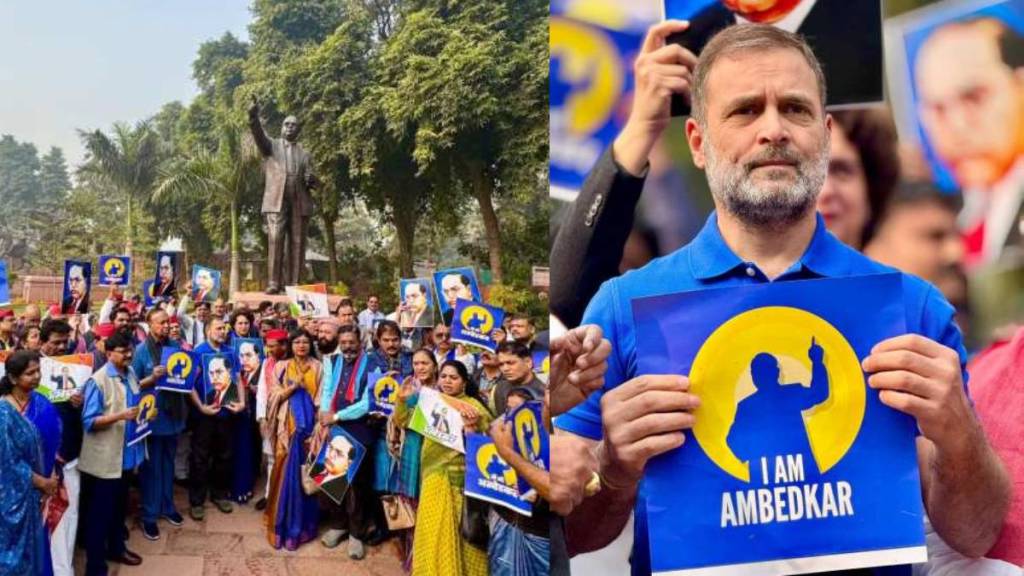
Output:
[464, 433, 532, 517]
[632, 274, 925, 575]
[157, 348, 196, 394]
[61, 260, 92, 315]
[200, 352, 237, 409]
[450, 299, 505, 352]
[369, 370, 399, 416]
[98, 255, 131, 286]
[550, 15, 640, 197]
[127, 391, 157, 447]
[433, 267, 482, 321]
[232, 338, 264, 379]
[142, 279, 159, 307]
[0, 260, 9, 306]
[531, 350, 549, 375]
[309, 425, 367, 505]
[508, 401, 549, 496]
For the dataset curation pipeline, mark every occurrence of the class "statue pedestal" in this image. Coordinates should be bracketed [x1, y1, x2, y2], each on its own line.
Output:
[231, 291, 347, 311]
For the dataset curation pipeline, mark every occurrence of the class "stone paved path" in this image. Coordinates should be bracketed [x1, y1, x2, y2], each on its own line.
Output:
[73, 482, 405, 576]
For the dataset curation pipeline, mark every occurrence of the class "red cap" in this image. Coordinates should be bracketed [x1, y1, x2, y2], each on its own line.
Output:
[0, 309, 13, 319]
[125, 302, 140, 314]
[94, 323, 116, 339]
[265, 329, 288, 342]
[168, 315, 180, 326]
[48, 304, 62, 317]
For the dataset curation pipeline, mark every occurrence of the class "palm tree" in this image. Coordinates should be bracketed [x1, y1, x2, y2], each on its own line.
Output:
[78, 121, 162, 263]
[154, 125, 261, 295]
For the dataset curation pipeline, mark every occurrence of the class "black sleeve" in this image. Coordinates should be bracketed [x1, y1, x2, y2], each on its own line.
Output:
[549, 147, 647, 328]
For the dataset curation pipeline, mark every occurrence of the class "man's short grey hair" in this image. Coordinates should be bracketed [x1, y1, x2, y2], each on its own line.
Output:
[690, 24, 827, 127]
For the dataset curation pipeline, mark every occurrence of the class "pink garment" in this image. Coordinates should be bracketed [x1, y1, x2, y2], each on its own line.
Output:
[968, 327, 1024, 565]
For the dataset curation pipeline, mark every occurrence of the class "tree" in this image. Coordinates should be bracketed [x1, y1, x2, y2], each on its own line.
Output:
[154, 125, 262, 295]
[78, 121, 162, 263]
[0, 135, 43, 264]
[39, 147, 71, 200]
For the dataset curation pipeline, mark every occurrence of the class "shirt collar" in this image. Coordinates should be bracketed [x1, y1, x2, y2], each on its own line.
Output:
[105, 362, 127, 378]
[688, 211, 850, 280]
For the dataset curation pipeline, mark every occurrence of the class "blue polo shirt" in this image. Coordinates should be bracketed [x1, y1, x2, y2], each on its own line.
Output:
[555, 211, 970, 576]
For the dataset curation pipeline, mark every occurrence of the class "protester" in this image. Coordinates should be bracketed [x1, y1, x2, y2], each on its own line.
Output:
[0, 309, 16, 350]
[474, 350, 502, 396]
[336, 301, 357, 327]
[358, 295, 385, 347]
[557, 23, 1009, 574]
[395, 359, 492, 575]
[491, 342, 544, 415]
[0, 351, 60, 575]
[177, 295, 210, 348]
[19, 324, 42, 352]
[79, 330, 146, 574]
[254, 328, 289, 512]
[263, 329, 322, 550]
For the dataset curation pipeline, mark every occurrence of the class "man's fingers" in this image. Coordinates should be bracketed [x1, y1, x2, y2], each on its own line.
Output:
[613, 411, 695, 446]
[575, 339, 611, 371]
[878, 389, 931, 419]
[867, 370, 933, 398]
[862, 349, 947, 380]
[871, 334, 955, 360]
[607, 389, 699, 423]
[620, 432, 687, 466]
[579, 325, 604, 355]
[567, 362, 608, 390]
[612, 374, 689, 398]
[645, 43, 698, 68]
[640, 19, 690, 54]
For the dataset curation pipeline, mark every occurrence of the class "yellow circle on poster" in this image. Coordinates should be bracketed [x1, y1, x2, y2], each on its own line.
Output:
[513, 407, 543, 463]
[166, 351, 193, 379]
[689, 306, 865, 483]
[374, 375, 398, 404]
[550, 17, 625, 137]
[138, 394, 158, 421]
[476, 442, 517, 487]
[103, 257, 126, 279]
[460, 305, 494, 334]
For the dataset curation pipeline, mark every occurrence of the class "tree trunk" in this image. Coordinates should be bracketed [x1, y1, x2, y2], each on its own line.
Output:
[471, 166, 503, 284]
[393, 209, 416, 279]
[321, 210, 339, 284]
[125, 195, 134, 264]
[229, 197, 240, 296]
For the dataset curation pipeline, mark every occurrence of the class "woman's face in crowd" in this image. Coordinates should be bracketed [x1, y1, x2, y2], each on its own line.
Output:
[439, 365, 466, 396]
[16, 360, 41, 391]
[817, 122, 870, 249]
[412, 352, 435, 383]
[25, 328, 41, 351]
[292, 335, 311, 358]
[234, 315, 251, 336]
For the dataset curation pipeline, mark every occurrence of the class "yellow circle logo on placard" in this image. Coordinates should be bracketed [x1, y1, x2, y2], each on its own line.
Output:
[138, 394, 158, 421]
[167, 352, 193, 380]
[374, 375, 398, 404]
[476, 442, 517, 487]
[513, 407, 543, 463]
[689, 306, 865, 483]
[550, 17, 625, 137]
[460, 305, 494, 334]
[103, 257, 126, 279]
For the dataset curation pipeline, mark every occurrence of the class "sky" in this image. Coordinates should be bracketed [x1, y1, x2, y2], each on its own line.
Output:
[0, 1, 251, 169]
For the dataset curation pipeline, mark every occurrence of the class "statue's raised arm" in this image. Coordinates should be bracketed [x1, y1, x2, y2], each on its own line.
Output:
[248, 95, 273, 158]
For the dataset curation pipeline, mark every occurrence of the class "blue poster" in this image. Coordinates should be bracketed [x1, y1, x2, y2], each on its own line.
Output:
[0, 260, 9, 306]
[450, 299, 505, 352]
[508, 401, 549, 496]
[61, 260, 92, 315]
[369, 370, 400, 416]
[142, 279, 160, 307]
[632, 274, 926, 575]
[199, 352, 237, 409]
[550, 15, 640, 198]
[152, 251, 179, 300]
[127, 391, 157, 447]
[398, 277, 435, 328]
[157, 348, 196, 394]
[432, 267, 482, 323]
[191, 265, 222, 303]
[464, 433, 532, 517]
[98, 255, 131, 286]
[233, 338, 264, 379]
[531, 350, 549, 375]
[309, 426, 367, 505]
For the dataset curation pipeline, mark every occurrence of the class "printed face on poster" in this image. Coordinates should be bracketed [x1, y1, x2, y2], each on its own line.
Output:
[98, 255, 132, 286]
[39, 355, 93, 403]
[398, 278, 435, 328]
[234, 338, 264, 376]
[200, 353, 236, 409]
[631, 274, 926, 575]
[450, 299, 505, 352]
[61, 260, 92, 315]
[464, 433, 532, 517]
[158, 348, 197, 393]
[153, 252, 179, 298]
[408, 386, 466, 453]
[192, 265, 222, 303]
[309, 426, 366, 505]
[432, 268, 482, 321]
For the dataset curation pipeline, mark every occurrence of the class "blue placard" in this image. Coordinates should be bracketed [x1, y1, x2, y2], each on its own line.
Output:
[632, 274, 926, 574]
[550, 15, 640, 196]
[450, 299, 505, 352]
[127, 391, 157, 447]
[153, 252, 179, 300]
[508, 401, 549, 496]
[157, 348, 196, 394]
[98, 255, 131, 286]
[432, 267, 482, 321]
[464, 433, 532, 517]
[0, 260, 9, 306]
[142, 279, 160, 307]
[200, 352, 236, 408]
[309, 426, 367, 505]
[61, 260, 92, 315]
[531, 350, 549, 375]
[368, 370, 399, 416]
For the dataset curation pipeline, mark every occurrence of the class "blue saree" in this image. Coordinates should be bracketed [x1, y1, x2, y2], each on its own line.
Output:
[0, 397, 47, 575]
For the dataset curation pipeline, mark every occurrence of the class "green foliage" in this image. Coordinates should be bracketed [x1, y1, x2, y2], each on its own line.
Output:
[486, 284, 547, 329]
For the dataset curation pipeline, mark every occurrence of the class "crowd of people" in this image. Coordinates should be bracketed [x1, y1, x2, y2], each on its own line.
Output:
[0, 285, 553, 576]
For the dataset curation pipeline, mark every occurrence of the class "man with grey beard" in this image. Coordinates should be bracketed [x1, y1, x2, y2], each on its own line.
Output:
[554, 22, 1009, 575]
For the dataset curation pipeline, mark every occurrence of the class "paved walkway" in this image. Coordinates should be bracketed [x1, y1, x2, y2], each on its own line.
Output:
[73, 482, 405, 576]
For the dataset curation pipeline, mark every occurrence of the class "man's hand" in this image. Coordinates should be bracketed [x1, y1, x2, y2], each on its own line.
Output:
[318, 411, 335, 427]
[613, 20, 696, 175]
[863, 335, 972, 452]
[550, 434, 600, 516]
[490, 419, 516, 458]
[152, 365, 167, 380]
[227, 401, 244, 414]
[69, 391, 83, 409]
[122, 406, 140, 421]
[199, 404, 219, 417]
[599, 374, 697, 492]
[550, 325, 611, 417]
